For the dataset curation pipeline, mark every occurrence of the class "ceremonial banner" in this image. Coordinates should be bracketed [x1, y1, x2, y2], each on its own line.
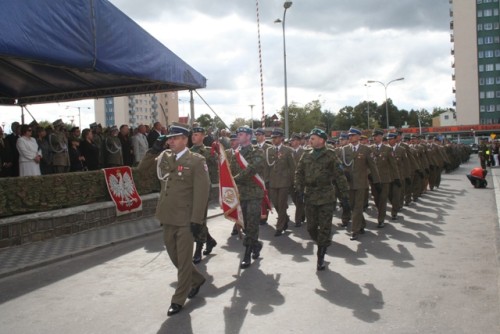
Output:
[218, 145, 244, 228]
[103, 166, 143, 216]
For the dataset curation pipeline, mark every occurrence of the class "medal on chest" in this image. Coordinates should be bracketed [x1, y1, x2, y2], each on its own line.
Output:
[177, 165, 184, 176]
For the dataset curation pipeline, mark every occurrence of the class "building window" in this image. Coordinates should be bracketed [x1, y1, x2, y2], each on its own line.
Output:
[495, 22, 500, 29]
[486, 64, 495, 71]
[480, 78, 485, 85]
[480, 92, 485, 98]
[496, 77, 500, 84]
[495, 8, 499, 15]
[486, 50, 494, 57]
[478, 24, 483, 31]
[479, 51, 484, 58]
[478, 10, 483, 17]
[486, 91, 495, 98]
[496, 91, 500, 97]
[496, 36, 500, 43]
[478, 37, 484, 45]
[497, 104, 500, 111]
[485, 23, 493, 30]
[485, 36, 494, 44]
[484, 9, 492, 17]
[479, 64, 485, 72]
[486, 77, 495, 84]
[481, 105, 486, 112]
[444, 115, 449, 120]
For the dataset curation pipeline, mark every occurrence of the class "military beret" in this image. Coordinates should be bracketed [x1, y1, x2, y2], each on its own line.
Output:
[290, 133, 302, 140]
[271, 128, 284, 138]
[236, 126, 253, 135]
[167, 124, 190, 138]
[192, 126, 205, 134]
[372, 128, 384, 136]
[309, 128, 328, 140]
[230, 133, 238, 141]
[387, 133, 398, 139]
[348, 127, 361, 136]
[254, 128, 265, 135]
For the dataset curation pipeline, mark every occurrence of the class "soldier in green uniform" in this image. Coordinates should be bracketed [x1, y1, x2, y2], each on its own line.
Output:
[49, 119, 70, 174]
[387, 132, 409, 219]
[229, 126, 266, 269]
[340, 127, 381, 240]
[104, 126, 123, 167]
[190, 126, 218, 263]
[370, 129, 400, 227]
[90, 123, 105, 168]
[138, 124, 210, 316]
[254, 128, 272, 225]
[295, 128, 350, 271]
[266, 128, 296, 236]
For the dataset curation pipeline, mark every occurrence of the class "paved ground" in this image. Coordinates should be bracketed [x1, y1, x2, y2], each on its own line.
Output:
[0, 155, 499, 334]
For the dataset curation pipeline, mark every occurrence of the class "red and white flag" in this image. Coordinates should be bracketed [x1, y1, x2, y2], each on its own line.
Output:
[218, 145, 244, 228]
[103, 166, 142, 216]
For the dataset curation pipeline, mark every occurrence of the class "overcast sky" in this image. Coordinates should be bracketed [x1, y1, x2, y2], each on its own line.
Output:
[0, 0, 453, 132]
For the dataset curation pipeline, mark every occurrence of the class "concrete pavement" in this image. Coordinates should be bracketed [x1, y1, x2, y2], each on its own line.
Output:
[0, 155, 499, 333]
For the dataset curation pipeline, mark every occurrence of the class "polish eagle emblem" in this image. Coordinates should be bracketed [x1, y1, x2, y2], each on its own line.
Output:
[109, 170, 137, 207]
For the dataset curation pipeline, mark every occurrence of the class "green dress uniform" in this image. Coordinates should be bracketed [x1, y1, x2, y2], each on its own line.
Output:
[371, 143, 400, 225]
[138, 147, 210, 310]
[340, 143, 380, 237]
[389, 142, 409, 218]
[266, 143, 295, 234]
[105, 135, 123, 167]
[49, 130, 69, 173]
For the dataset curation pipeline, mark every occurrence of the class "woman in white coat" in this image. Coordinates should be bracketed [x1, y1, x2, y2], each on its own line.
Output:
[16, 124, 42, 176]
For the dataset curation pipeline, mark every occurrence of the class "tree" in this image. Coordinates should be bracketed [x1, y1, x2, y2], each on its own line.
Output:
[230, 118, 248, 131]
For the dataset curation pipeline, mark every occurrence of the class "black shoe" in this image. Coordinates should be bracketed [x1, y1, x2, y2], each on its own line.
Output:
[391, 214, 397, 220]
[359, 228, 365, 234]
[252, 242, 263, 259]
[284, 220, 289, 231]
[350, 233, 358, 241]
[317, 246, 327, 271]
[295, 221, 302, 227]
[377, 222, 385, 228]
[240, 246, 252, 269]
[188, 279, 206, 299]
[203, 238, 217, 255]
[192, 242, 203, 264]
[231, 228, 238, 236]
[274, 229, 284, 237]
[167, 303, 182, 316]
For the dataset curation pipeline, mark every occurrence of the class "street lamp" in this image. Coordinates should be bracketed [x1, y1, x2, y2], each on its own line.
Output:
[65, 105, 90, 129]
[366, 77, 404, 129]
[275, 1, 292, 138]
[364, 83, 370, 129]
[249, 104, 255, 129]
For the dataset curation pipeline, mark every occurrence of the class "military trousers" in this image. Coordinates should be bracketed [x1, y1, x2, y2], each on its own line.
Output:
[163, 225, 205, 306]
[270, 187, 289, 230]
[412, 172, 422, 200]
[241, 199, 262, 247]
[193, 204, 209, 243]
[305, 202, 335, 247]
[389, 182, 402, 216]
[372, 182, 390, 223]
[348, 188, 367, 234]
[290, 190, 305, 224]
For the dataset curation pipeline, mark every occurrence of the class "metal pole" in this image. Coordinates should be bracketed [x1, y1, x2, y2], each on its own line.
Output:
[249, 104, 255, 129]
[189, 90, 195, 127]
[282, 3, 292, 138]
[384, 85, 389, 129]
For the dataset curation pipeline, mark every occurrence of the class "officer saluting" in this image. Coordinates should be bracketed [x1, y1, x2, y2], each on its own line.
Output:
[138, 124, 210, 316]
[295, 128, 349, 271]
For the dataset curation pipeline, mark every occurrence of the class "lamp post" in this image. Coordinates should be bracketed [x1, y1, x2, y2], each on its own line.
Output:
[275, 1, 292, 138]
[249, 104, 255, 129]
[364, 83, 370, 129]
[65, 105, 90, 129]
[366, 77, 404, 129]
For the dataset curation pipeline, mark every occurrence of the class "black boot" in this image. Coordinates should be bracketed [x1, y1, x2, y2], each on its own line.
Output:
[192, 242, 203, 264]
[317, 246, 327, 271]
[240, 246, 252, 269]
[252, 241, 263, 260]
[203, 236, 217, 255]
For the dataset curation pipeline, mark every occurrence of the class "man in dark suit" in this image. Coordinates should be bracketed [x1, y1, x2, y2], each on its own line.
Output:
[147, 121, 162, 148]
[139, 124, 210, 316]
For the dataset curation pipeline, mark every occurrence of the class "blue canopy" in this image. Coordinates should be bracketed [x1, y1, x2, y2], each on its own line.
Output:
[0, 0, 207, 105]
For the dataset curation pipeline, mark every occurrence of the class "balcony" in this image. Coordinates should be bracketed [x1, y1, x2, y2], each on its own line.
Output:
[450, 20, 454, 30]
[450, 34, 454, 42]
[451, 48, 455, 55]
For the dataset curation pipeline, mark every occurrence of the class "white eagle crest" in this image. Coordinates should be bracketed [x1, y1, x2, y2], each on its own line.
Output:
[109, 170, 137, 207]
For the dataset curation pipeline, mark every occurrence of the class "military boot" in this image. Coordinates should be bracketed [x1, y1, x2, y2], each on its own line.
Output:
[317, 246, 327, 271]
[203, 236, 217, 255]
[251, 241, 263, 260]
[192, 242, 203, 264]
[240, 246, 253, 269]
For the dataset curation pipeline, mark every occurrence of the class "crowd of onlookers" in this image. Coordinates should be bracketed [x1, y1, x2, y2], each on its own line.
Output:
[0, 119, 177, 177]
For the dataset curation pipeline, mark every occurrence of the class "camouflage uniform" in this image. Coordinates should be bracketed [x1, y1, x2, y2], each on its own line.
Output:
[228, 144, 265, 248]
[295, 147, 349, 248]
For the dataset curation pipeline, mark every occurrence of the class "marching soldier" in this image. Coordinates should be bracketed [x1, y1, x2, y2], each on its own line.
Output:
[229, 126, 266, 269]
[49, 119, 70, 174]
[290, 133, 305, 227]
[370, 129, 400, 227]
[190, 126, 218, 263]
[266, 128, 296, 236]
[340, 127, 381, 240]
[104, 126, 123, 167]
[138, 123, 210, 316]
[387, 132, 410, 219]
[295, 128, 349, 271]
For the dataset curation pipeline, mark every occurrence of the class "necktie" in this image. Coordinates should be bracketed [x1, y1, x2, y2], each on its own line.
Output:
[353, 146, 357, 153]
